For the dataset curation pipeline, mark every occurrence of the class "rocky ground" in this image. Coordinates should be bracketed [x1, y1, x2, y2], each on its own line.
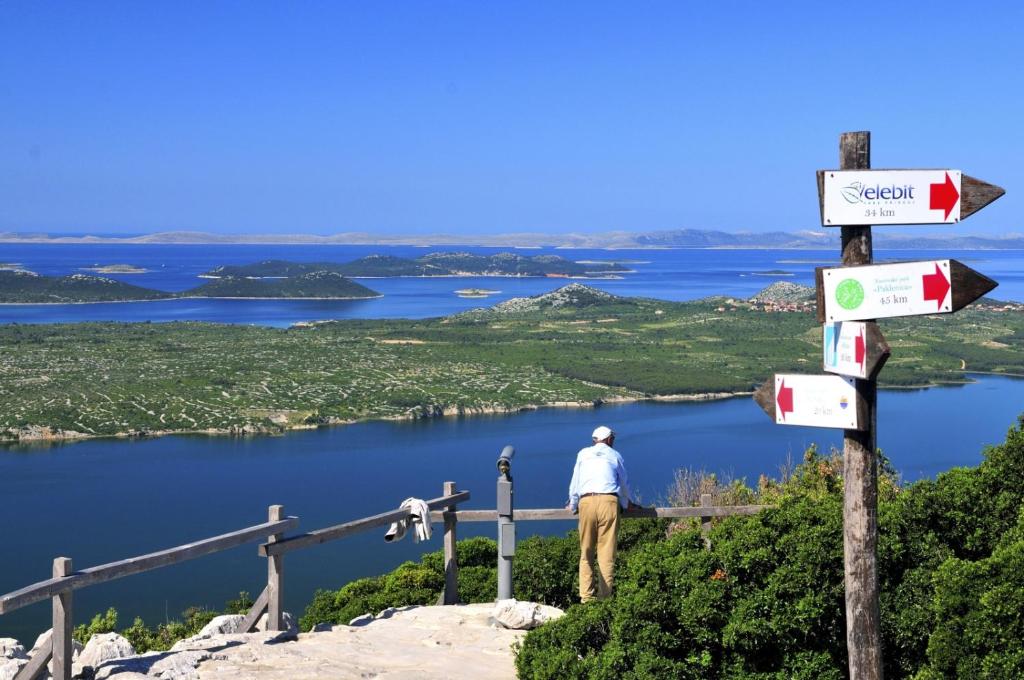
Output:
[0, 602, 561, 680]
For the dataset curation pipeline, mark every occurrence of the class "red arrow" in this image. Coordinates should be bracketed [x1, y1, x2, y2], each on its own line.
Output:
[776, 379, 793, 421]
[930, 172, 960, 220]
[855, 327, 866, 373]
[922, 263, 950, 309]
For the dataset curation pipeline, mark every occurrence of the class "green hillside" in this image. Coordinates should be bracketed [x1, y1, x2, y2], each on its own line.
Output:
[0, 271, 171, 303]
[186, 271, 379, 299]
[2, 284, 1023, 442]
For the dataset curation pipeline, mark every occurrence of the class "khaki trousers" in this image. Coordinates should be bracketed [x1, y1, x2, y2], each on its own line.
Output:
[578, 495, 620, 602]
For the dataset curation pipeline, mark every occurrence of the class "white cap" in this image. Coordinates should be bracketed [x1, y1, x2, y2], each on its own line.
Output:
[591, 425, 614, 441]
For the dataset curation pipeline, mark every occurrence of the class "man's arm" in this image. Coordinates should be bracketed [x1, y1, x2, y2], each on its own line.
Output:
[616, 453, 632, 510]
[566, 453, 583, 513]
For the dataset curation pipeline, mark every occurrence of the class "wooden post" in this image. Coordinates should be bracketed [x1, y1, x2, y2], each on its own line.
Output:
[442, 481, 461, 605]
[699, 493, 713, 550]
[839, 130, 884, 680]
[51, 557, 73, 680]
[267, 505, 284, 632]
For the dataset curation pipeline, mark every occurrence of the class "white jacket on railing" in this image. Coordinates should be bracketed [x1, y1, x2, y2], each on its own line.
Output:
[384, 498, 433, 543]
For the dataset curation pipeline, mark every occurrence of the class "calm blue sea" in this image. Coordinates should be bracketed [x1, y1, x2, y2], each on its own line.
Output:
[1, 244, 1023, 641]
[2, 244, 1024, 325]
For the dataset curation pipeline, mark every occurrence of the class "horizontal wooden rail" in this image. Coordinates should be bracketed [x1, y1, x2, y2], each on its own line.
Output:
[428, 505, 767, 523]
[0, 516, 298, 615]
[260, 491, 470, 557]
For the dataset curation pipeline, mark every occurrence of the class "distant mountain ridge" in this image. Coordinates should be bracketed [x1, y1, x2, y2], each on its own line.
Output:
[3, 229, 1022, 249]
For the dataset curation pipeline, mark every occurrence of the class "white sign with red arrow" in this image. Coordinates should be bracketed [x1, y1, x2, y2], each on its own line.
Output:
[769, 374, 863, 430]
[816, 259, 997, 323]
[821, 169, 962, 226]
[823, 321, 890, 380]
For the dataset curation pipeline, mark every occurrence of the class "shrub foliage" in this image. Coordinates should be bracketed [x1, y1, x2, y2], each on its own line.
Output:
[516, 419, 1024, 679]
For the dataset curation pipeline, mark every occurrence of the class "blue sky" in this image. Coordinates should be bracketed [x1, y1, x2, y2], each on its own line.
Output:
[1, 2, 1021, 236]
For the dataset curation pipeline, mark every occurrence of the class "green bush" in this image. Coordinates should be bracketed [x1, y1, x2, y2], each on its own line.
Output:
[300, 536, 497, 631]
[74, 592, 251, 653]
[74, 607, 119, 645]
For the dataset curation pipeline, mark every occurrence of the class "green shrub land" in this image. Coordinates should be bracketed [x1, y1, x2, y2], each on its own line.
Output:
[3, 286, 1024, 441]
[513, 424, 1024, 679]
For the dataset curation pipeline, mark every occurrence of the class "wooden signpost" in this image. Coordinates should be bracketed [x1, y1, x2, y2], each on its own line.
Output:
[815, 259, 997, 323]
[754, 130, 1004, 680]
[823, 321, 889, 380]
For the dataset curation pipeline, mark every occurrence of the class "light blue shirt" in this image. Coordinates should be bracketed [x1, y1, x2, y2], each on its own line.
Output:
[567, 442, 631, 512]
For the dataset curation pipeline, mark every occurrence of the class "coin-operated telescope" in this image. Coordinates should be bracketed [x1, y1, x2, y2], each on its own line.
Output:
[496, 445, 515, 600]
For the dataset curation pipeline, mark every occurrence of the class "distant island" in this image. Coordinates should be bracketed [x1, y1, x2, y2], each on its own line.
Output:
[455, 288, 500, 298]
[0, 271, 171, 304]
[200, 253, 628, 279]
[0, 251, 635, 303]
[0, 269, 379, 304]
[3, 282, 1023, 443]
[82, 264, 149, 274]
[4, 228, 1024, 249]
[188, 271, 379, 299]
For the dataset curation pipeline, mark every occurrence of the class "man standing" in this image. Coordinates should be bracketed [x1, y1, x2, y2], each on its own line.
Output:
[566, 425, 635, 602]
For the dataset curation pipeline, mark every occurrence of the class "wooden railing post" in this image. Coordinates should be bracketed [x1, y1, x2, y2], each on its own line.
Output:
[700, 494, 713, 550]
[52, 557, 73, 680]
[442, 481, 460, 605]
[267, 505, 284, 631]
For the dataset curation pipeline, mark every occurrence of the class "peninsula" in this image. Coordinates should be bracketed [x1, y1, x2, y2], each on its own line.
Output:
[2, 283, 1023, 443]
[0, 269, 380, 304]
[200, 252, 628, 279]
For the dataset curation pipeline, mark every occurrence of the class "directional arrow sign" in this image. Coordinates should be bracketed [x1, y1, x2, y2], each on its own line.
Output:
[817, 169, 1004, 226]
[815, 259, 997, 323]
[823, 321, 890, 380]
[753, 374, 866, 430]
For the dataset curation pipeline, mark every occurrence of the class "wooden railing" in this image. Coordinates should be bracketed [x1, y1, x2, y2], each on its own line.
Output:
[0, 488, 467, 680]
[0, 483, 764, 680]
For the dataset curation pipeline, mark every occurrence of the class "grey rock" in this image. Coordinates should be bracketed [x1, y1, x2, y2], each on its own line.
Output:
[149, 649, 223, 679]
[255, 612, 297, 637]
[347, 614, 374, 627]
[0, 658, 27, 680]
[169, 615, 247, 651]
[196, 615, 246, 639]
[93, 649, 230, 680]
[491, 599, 565, 630]
[79, 633, 135, 669]
[0, 639, 26, 661]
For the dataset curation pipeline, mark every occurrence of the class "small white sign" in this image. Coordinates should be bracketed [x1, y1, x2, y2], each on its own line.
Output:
[774, 374, 861, 430]
[822, 169, 961, 226]
[823, 321, 868, 379]
[821, 260, 952, 322]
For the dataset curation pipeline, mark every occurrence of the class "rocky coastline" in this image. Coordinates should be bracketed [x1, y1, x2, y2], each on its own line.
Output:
[0, 390, 755, 446]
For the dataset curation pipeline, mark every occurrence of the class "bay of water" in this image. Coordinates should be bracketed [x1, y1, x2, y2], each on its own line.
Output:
[1, 244, 1024, 641]
[1, 376, 1022, 640]
[2, 244, 1024, 325]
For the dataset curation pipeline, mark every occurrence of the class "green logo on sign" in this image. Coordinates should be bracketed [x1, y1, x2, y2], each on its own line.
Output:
[835, 279, 864, 310]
